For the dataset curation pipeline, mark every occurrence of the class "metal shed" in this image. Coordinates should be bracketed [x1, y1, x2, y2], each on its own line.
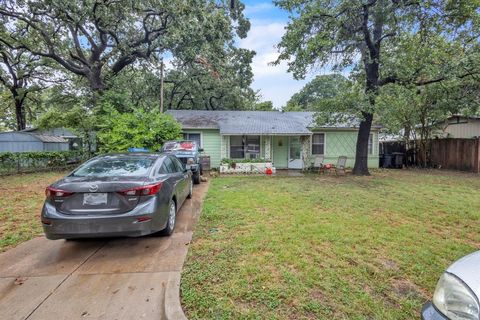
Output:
[0, 132, 69, 153]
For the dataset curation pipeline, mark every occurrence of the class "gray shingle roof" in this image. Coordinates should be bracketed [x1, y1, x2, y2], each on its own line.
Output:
[0, 131, 69, 143]
[167, 110, 369, 135]
[32, 134, 68, 143]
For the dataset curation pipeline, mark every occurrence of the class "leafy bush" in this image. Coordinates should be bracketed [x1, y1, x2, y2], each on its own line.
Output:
[0, 151, 86, 175]
[37, 106, 97, 154]
[97, 109, 182, 152]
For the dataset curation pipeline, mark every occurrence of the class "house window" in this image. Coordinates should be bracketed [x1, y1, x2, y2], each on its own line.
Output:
[229, 135, 260, 159]
[312, 133, 325, 155]
[368, 134, 374, 155]
[230, 136, 245, 159]
[246, 136, 260, 159]
[183, 133, 201, 147]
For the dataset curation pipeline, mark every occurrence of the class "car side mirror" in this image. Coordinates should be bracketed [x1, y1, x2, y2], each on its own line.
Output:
[198, 148, 204, 152]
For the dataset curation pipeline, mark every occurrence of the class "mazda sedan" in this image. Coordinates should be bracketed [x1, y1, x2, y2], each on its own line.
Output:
[41, 153, 192, 239]
[422, 250, 480, 320]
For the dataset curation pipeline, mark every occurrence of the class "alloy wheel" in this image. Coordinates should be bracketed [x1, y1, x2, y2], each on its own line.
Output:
[168, 201, 176, 231]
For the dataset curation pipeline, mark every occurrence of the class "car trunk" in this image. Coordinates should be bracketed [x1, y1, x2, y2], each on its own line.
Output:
[52, 176, 148, 215]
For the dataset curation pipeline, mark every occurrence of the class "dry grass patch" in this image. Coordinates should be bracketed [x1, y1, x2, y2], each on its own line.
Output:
[0, 171, 66, 252]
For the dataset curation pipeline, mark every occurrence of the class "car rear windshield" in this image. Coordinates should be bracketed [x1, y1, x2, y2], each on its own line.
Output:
[162, 141, 196, 151]
[71, 156, 156, 177]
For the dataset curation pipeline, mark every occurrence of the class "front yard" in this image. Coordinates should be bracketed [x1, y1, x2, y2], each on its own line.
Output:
[0, 171, 66, 252]
[181, 170, 480, 319]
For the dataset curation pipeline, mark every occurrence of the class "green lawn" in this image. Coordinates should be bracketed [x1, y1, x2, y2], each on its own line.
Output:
[0, 171, 66, 252]
[181, 170, 480, 319]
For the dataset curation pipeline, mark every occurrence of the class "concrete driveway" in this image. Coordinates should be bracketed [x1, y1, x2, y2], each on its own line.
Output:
[0, 182, 208, 320]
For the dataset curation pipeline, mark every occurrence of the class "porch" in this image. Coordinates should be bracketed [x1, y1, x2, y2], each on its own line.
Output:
[220, 135, 314, 170]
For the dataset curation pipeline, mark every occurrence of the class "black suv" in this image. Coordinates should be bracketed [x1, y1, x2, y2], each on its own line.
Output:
[161, 140, 203, 184]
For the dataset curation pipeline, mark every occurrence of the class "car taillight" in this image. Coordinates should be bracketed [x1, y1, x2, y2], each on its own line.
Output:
[45, 186, 74, 198]
[118, 182, 162, 196]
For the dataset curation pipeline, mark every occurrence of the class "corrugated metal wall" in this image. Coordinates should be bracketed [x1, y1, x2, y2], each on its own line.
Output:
[0, 132, 43, 152]
[0, 132, 68, 153]
[0, 142, 45, 152]
[43, 142, 69, 151]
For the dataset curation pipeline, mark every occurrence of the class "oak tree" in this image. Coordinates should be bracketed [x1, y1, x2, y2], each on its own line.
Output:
[274, 0, 479, 175]
[0, 0, 250, 101]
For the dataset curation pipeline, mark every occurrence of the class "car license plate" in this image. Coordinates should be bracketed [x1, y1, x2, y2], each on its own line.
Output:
[83, 193, 108, 205]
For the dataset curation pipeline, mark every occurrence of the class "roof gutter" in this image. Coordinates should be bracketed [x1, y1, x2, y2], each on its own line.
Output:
[220, 133, 313, 136]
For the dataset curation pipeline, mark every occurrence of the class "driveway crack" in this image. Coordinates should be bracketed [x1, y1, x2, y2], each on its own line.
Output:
[24, 241, 108, 319]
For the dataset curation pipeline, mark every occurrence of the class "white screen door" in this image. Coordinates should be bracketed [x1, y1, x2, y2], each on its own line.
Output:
[288, 137, 303, 169]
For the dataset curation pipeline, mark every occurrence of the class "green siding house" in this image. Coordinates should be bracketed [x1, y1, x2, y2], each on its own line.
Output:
[167, 110, 380, 169]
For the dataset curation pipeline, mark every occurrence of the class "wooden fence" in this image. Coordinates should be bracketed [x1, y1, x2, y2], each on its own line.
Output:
[429, 138, 480, 173]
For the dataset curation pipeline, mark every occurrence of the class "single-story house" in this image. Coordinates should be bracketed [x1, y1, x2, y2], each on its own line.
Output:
[167, 110, 380, 169]
[0, 131, 69, 153]
[434, 115, 480, 139]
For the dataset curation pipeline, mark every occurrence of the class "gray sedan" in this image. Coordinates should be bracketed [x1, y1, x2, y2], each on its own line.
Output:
[41, 153, 192, 239]
[422, 250, 480, 320]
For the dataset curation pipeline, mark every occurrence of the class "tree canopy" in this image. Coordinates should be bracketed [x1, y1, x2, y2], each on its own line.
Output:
[0, 0, 258, 139]
[284, 74, 349, 111]
[0, 0, 250, 95]
[164, 47, 256, 110]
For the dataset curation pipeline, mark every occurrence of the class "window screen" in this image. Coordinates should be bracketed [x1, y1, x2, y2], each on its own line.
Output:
[312, 133, 325, 155]
[230, 136, 245, 159]
[246, 136, 260, 159]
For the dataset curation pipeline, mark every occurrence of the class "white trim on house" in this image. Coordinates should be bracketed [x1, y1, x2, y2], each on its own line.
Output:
[368, 133, 374, 155]
[221, 133, 314, 136]
[182, 127, 216, 130]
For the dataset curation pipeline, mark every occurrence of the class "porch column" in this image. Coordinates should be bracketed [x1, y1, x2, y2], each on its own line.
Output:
[221, 135, 229, 159]
[263, 136, 272, 160]
[300, 135, 311, 162]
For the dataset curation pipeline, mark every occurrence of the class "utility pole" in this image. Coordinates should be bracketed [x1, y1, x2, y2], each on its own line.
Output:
[159, 59, 164, 113]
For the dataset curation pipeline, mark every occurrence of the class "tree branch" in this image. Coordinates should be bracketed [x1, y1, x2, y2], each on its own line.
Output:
[361, 4, 376, 57]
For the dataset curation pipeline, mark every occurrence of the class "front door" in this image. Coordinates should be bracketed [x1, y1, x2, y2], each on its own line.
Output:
[273, 136, 288, 168]
[288, 137, 303, 169]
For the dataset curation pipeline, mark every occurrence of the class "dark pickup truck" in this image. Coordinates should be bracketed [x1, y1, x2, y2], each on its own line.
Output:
[161, 140, 203, 184]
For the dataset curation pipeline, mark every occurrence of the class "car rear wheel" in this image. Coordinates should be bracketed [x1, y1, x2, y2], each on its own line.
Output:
[193, 170, 201, 184]
[160, 200, 176, 236]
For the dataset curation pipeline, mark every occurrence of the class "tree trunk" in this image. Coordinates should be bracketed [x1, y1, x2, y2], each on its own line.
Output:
[403, 126, 412, 167]
[13, 91, 26, 131]
[353, 112, 373, 175]
[159, 60, 164, 113]
[88, 66, 105, 107]
[353, 57, 379, 175]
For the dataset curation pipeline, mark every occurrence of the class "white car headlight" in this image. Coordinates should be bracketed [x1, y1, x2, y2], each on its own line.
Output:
[433, 272, 480, 320]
